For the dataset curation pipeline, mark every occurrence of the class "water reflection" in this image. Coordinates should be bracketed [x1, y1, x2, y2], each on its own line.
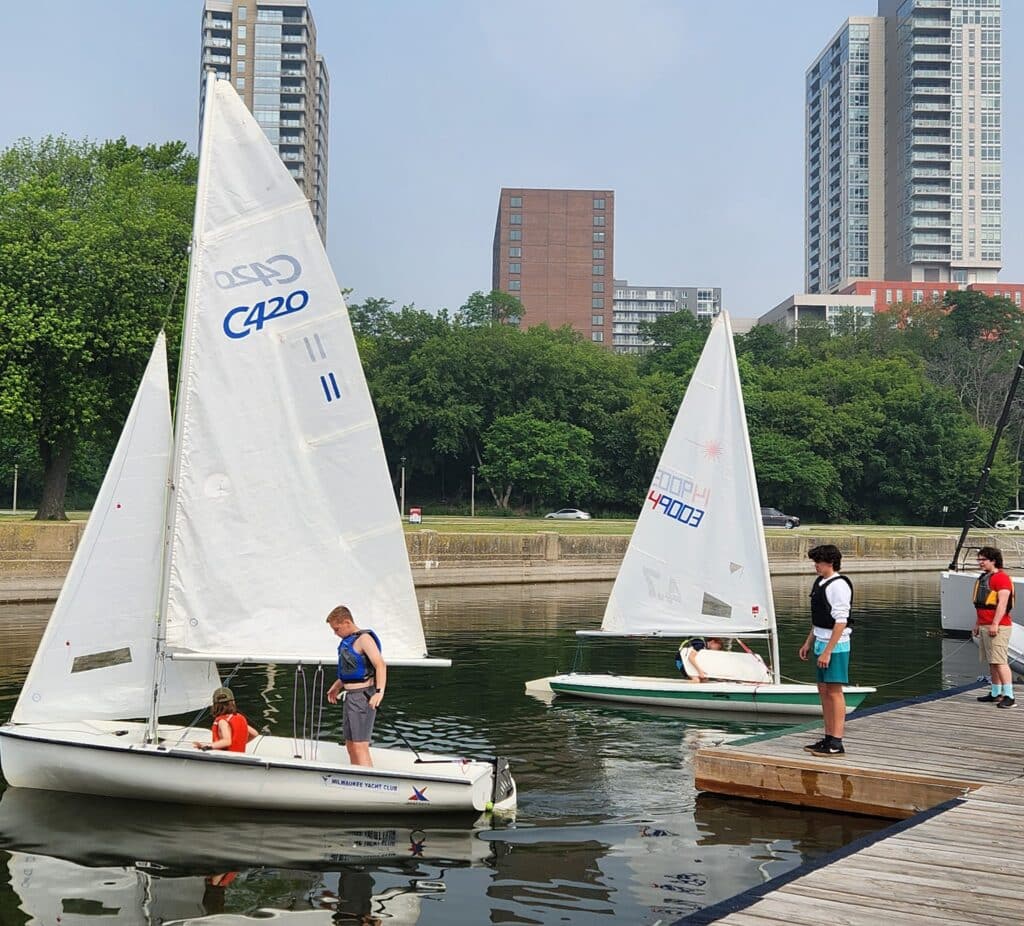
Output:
[0, 573, 959, 924]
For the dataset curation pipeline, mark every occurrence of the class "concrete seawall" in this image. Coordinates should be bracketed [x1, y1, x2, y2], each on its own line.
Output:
[0, 521, 985, 604]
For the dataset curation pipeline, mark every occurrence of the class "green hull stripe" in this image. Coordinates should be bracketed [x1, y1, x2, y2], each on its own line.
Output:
[550, 682, 869, 709]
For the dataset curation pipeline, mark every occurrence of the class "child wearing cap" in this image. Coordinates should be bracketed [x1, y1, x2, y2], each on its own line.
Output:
[195, 687, 259, 752]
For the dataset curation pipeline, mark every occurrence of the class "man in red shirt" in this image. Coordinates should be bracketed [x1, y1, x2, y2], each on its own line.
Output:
[973, 546, 1015, 708]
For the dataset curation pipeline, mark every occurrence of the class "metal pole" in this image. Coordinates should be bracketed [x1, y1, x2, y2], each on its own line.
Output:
[400, 456, 406, 519]
[948, 341, 1024, 570]
[12, 465, 17, 514]
[471, 465, 476, 518]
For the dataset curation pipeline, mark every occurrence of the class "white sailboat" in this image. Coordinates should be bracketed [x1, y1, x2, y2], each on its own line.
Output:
[0, 74, 515, 815]
[525, 312, 874, 716]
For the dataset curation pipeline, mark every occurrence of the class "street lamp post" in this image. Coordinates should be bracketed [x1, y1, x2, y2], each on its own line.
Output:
[12, 465, 17, 514]
[470, 465, 476, 518]
[400, 456, 406, 520]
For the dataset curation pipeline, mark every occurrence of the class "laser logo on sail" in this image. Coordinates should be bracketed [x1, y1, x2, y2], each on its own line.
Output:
[223, 289, 309, 339]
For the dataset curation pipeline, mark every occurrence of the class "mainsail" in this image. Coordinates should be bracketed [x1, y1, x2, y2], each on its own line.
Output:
[163, 76, 428, 663]
[12, 336, 214, 724]
[600, 312, 774, 636]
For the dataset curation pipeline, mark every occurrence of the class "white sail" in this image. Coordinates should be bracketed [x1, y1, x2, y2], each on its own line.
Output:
[601, 312, 773, 636]
[163, 76, 427, 663]
[12, 336, 214, 724]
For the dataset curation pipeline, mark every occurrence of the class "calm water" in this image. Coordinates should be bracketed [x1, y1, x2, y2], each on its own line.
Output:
[0, 574, 978, 925]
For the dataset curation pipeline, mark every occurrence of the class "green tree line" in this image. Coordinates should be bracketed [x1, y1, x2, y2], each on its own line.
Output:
[0, 135, 1020, 524]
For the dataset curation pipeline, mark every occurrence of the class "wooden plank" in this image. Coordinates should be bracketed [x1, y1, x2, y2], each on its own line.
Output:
[779, 881, 1023, 925]
[695, 751, 974, 817]
[729, 892, 948, 926]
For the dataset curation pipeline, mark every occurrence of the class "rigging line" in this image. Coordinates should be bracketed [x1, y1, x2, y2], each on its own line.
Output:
[777, 639, 977, 689]
[311, 664, 325, 761]
[292, 665, 304, 759]
[160, 253, 188, 329]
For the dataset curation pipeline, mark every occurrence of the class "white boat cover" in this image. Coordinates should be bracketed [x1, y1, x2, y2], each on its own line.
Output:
[12, 337, 215, 724]
[163, 76, 428, 664]
[601, 312, 774, 637]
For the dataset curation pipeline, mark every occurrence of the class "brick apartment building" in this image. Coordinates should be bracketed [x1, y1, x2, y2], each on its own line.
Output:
[492, 188, 614, 347]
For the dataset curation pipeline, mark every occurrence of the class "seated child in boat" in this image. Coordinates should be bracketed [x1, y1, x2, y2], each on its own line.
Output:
[195, 687, 259, 752]
[676, 638, 723, 682]
[676, 638, 773, 684]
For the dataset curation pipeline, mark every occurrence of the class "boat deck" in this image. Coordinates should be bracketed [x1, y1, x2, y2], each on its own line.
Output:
[688, 685, 1024, 923]
[694, 683, 1024, 818]
[681, 782, 1024, 925]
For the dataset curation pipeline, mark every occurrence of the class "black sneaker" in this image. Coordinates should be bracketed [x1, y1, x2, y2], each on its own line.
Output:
[978, 693, 1004, 703]
[809, 739, 845, 757]
[803, 738, 829, 752]
[997, 697, 1016, 709]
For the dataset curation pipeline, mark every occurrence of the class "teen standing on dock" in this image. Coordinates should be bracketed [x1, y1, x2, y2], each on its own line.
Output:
[798, 544, 853, 757]
[973, 546, 1015, 708]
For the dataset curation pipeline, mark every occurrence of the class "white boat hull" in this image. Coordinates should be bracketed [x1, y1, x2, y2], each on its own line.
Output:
[940, 570, 1024, 633]
[532, 674, 875, 717]
[0, 721, 515, 817]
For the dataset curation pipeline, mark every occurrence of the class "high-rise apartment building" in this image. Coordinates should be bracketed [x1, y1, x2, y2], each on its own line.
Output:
[612, 281, 721, 354]
[807, 0, 1001, 291]
[492, 188, 614, 347]
[880, 0, 1000, 284]
[805, 18, 885, 293]
[200, 0, 330, 240]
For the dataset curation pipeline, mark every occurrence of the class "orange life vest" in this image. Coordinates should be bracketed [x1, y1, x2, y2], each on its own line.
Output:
[210, 712, 249, 752]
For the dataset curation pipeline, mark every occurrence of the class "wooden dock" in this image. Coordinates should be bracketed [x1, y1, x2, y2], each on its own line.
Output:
[680, 783, 1024, 925]
[694, 683, 1024, 819]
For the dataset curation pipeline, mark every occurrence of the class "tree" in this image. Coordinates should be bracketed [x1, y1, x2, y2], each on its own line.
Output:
[456, 290, 524, 327]
[479, 413, 597, 509]
[0, 136, 196, 518]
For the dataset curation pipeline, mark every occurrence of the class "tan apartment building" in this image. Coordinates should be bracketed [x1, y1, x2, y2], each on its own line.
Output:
[201, 0, 330, 240]
[492, 188, 615, 347]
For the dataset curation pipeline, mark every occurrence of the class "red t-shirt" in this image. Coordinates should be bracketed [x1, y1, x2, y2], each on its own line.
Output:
[977, 569, 1013, 626]
[210, 712, 250, 752]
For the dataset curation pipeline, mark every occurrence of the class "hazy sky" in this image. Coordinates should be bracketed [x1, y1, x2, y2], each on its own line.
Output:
[2, 1, 1020, 315]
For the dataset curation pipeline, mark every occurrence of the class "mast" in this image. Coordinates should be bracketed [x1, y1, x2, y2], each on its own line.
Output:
[145, 72, 217, 744]
[725, 311, 782, 684]
[947, 342, 1024, 571]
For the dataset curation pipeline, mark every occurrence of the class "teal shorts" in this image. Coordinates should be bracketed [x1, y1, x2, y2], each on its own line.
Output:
[813, 640, 850, 684]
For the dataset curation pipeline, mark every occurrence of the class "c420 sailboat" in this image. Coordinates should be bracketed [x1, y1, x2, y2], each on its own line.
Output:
[0, 75, 515, 816]
[526, 312, 874, 716]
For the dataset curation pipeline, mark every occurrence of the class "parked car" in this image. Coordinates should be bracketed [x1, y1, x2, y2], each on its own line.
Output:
[544, 508, 592, 520]
[760, 507, 800, 529]
[995, 511, 1024, 530]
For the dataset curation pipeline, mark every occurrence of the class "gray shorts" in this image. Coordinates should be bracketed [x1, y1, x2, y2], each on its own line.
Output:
[342, 686, 377, 743]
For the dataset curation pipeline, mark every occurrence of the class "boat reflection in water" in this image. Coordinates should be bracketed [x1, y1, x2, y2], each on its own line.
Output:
[0, 788, 495, 924]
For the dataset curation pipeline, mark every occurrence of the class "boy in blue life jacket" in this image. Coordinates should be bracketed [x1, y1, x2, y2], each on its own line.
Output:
[325, 605, 386, 767]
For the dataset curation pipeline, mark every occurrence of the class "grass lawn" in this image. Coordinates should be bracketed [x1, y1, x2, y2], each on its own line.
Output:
[0, 510, 961, 538]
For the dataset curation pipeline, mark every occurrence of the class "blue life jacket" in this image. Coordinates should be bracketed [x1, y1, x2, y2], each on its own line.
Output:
[337, 629, 382, 682]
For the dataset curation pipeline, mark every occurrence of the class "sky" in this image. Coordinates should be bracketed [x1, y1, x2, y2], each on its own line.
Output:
[2, 1, 1021, 316]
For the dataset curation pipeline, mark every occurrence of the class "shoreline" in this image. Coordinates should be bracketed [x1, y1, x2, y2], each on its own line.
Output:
[0, 521, 983, 605]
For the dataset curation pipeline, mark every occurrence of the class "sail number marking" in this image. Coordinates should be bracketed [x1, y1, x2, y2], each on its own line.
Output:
[647, 490, 705, 528]
[214, 254, 302, 289]
[223, 289, 309, 339]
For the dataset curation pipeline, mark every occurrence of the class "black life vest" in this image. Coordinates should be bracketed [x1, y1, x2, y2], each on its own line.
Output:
[973, 571, 1014, 614]
[337, 629, 382, 682]
[810, 574, 854, 630]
